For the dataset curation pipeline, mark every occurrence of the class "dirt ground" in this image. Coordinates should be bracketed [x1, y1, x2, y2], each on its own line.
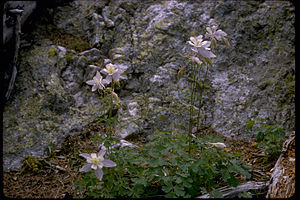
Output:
[2, 123, 284, 198]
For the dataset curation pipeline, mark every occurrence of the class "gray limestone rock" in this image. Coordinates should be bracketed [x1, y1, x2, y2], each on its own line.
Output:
[3, 0, 295, 170]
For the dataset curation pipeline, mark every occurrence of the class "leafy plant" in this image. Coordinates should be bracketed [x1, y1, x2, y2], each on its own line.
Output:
[74, 132, 251, 198]
[78, 62, 126, 184]
[181, 24, 230, 153]
[65, 50, 75, 63]
[246, 119, 286, 162]
[20, 156, 43, 173]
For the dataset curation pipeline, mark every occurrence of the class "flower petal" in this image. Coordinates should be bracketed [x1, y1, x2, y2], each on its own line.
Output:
[195, 35, 203, 41]
[102, 78, 110, 85]
[202, 41, 211, 49]
[100, 68, 109, 75]
[212, 25, 218, 32]
[191, 47, 198, 53]
[100, 83, 105, 90]
[106, 75, 112, 83]
[91, 164, 98, 170]
[205, 32, 211, 39]
[187, 41, 195, 46]
[190, 37, 196, 44]
[112, 72, 121, 81]
[206, 27, 212, 34]
[80, 163, 92, 172]
[106, 63, 115, 69]
[95, 71, 102, 80]
[215, 30, 227, 40]
[97, 149, 106, 157]
[102, 160, 117, 167]
[79, 153, 92, 159]
[198, 47, 216, 58]
[91, 153, 97, 159]
[92, 85, 97, 92]
[95, 168, 103, 180]
[86, 80, 95, 85]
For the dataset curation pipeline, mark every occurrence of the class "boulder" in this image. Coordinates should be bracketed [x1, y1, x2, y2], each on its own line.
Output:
[3, 0, 295, 170]
[3, 41, 109, 170]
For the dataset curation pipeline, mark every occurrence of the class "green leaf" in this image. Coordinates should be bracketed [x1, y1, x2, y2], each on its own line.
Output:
[178, 66, 186, 81]
[191, 163, 199, 173]
[162, 176, 171, 185]
[182, 181, 192, 188]
[204, 57, 213, 67]
[165, 192, 176, 198]
[175, 176, 182, 184]
[199, 187, 207, 194]
[175, 171, 188, 178]
[227, 174, 238, 187]
[149, 151, 160, 158]
[245, 120, 255, 131]
[221, 169, 231, 181]
[162, 182, 173, 193]
[221, 36, 230, 47]
[174, 185, 185, 197]
[256, 132, 265, 142]
[228, 160, 251, 179]
[158, 157, 167, 166]
[169, 156, 178, 166]
[132, 177, 148, 187]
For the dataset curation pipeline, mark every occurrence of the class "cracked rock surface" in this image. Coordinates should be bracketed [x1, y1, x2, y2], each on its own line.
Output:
[3, 0, 294, 170]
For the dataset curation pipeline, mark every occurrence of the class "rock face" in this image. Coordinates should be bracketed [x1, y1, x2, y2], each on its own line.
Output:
[3, 0, 295, 170]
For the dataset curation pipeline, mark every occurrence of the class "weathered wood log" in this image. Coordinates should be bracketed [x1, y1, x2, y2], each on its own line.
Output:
[266, 131, 295, 198]
[196, 181, 269, 198]
[5, 8, 23, 100]
[3, 1, 37, 44]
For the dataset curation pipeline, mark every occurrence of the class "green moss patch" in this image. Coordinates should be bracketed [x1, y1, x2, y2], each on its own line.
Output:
[43, 24, 91, 52]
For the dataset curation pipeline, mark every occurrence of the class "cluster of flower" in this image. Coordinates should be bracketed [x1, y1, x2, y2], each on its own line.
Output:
[80, 63, 125, 180]
[86, 63, 125, 93]
[79, 25, 229, 182]
[187, 25, 229, 64]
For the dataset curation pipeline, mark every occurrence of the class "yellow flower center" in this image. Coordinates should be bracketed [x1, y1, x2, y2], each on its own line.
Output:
[108, 67, 114, 74]
[92, 157, 99, 164]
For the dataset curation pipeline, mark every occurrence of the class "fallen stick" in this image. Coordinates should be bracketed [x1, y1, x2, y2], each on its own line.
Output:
[196, 181, 269, 198]
[266, 131, 295, 198]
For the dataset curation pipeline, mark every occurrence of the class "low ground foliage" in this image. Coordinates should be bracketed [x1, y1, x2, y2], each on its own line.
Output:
[74, 132, 252, 198]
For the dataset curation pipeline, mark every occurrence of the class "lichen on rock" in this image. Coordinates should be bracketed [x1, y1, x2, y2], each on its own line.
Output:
[3, 0, 295, 171]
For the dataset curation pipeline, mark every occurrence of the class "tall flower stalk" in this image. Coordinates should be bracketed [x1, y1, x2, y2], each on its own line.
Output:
[85, 63, 125, 154]
[100, 63, 124, 139]
[183, 24, 229, 154]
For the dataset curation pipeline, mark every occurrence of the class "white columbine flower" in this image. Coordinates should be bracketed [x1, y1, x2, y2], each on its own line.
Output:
[101, 63, 124, 83]
[187, 35, 210, 49]
[207, 142, 226, 150]
[205, 26, 229, 48]
[79, 149, 116, 180]
[86, 71, 108, 92]
[187, 35, 216, 58]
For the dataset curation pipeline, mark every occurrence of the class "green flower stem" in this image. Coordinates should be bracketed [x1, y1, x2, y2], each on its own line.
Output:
[188, 63, 198, 153]
[109, 82, 114, 138]
[103, 82, 115, 157]
[196, 64, 209, 130]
